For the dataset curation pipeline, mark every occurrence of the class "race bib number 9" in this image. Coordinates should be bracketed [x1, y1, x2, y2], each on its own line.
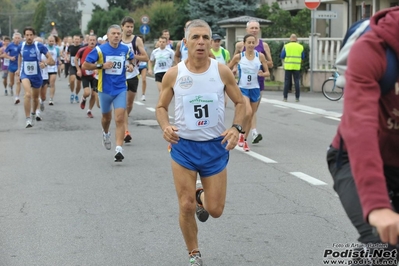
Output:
[183, 93, 218, 130]
[105, 56, 124, 75]
[24, 61, 38, 75]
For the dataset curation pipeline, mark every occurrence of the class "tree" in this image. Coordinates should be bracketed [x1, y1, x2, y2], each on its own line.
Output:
[32, 0, 46, 34]
[144, 1, 175, 40]
[107, 0, 133, 11]
[255, 2, 311, 38]
[169, 0, 189, 39]
[42, 0, 83, 37]
[0, 0, 15, 36]
[188, 0, 257, 36]
[87, 5, 129, 37]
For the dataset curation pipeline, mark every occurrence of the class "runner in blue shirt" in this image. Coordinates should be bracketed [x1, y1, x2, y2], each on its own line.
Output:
[17, 27, 55, 128]
[2, 32, 22, 104]
[82, 24, 134, 162]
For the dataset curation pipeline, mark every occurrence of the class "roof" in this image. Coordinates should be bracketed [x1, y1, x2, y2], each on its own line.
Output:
[217, 16, 272, 26]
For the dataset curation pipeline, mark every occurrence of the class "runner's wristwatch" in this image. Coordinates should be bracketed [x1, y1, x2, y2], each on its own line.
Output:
[231, 124, 243, 133]
[96, 64, 103, 69]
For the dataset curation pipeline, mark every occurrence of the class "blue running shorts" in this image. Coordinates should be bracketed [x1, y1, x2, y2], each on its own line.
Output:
[170, 136, 229, 178]
[240, 88, 261, 103]
[98, 90, 127, 114]
[20, 74, 43, 89]
[8, 65, 18, 73]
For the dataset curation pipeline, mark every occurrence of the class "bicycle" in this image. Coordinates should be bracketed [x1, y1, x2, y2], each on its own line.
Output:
[322, 71, 344, 101]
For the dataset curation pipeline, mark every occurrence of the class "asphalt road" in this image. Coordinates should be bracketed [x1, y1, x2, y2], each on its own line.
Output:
[0, 73, 357, 266]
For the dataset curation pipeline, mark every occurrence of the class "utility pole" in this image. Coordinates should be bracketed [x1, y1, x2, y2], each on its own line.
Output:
[0, 12, 34, 37]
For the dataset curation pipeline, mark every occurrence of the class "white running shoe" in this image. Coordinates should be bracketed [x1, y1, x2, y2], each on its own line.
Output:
[141, 95, 146, 101]
[35, 112, 42, 121]
[102, 132, 111, 150]
[114, 146, 124, 162]
[25, 118, 32, 128]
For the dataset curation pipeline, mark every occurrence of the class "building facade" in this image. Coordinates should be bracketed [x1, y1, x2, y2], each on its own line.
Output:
[78, 0, 108, 35]
[259, 0, 399, 37]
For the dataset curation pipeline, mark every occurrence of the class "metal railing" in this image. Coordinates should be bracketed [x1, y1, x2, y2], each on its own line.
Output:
[236, 35, 343, 71]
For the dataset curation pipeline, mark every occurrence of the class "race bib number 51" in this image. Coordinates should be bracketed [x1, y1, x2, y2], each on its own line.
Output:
[183, 93, 218, 130]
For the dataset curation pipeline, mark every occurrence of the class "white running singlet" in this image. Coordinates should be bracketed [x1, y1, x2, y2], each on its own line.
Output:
[237, 51, 261, 89]
[150, 47, 174, 74]
[121, 40, 139, 79]
[173, 59, 226, 141]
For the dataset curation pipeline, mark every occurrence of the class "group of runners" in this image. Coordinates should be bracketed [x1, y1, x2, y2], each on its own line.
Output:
[0, 17, 274, 266]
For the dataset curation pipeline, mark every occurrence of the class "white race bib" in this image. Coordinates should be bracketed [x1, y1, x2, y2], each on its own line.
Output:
[3, 58, 10, 66]
[71, 56, 75, 66]
[24, 61, 38, 75]
[105, 56, 124, 75]
[85, 70, 93, 75]
[157, 60, 167, 71]
[242, 71, 257, 87]
[183, 93, 219, 130]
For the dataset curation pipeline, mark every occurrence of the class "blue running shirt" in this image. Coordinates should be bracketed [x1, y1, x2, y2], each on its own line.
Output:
[18, 41, 48, 78]
[85, 42, 133, 96]
[5, 42, 20, 70]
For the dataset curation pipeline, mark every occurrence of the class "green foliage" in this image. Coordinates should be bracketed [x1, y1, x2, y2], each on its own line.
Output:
[267, 40, 310, 80]
[32, 0, 46, 34]
[128, 1, 175, 41]
[255, 2, 311, 38]
[188, 0, 257, 36]
[87, 6, 129, 37]
[131, 0, 154, 10]
[107, 0, 133, 11]
[41, 0, 83, 37]
[148, 1, 175, 39]
[169, 0, 190, 40]
[266, 41, 284, 68]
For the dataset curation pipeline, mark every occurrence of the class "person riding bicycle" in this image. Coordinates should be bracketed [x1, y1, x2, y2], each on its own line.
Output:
[327, 6, 399, 264]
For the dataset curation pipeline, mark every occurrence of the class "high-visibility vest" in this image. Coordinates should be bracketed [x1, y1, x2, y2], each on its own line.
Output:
[283, 42, 303, 70]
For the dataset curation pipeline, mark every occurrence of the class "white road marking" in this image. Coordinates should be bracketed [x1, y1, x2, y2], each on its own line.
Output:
[273, 105, 289, 109]
[234, 146, 277, 163]
[325, 116, 341, 121]
[290, 172, 327, 186]
[262, 98, 342, 119]
[298, 110, 314, 115]
[134, 101, 144, 106]
[146, 107, 156, 112]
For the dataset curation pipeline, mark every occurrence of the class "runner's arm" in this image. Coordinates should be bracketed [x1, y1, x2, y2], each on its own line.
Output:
[263, 42, 273, 68]
[156, 66, 179, 143]
[227, 54, 240, 70]
[174, 41, 182, 64]
[135, 37, 149, 62]
[259, 53, 270, 77]
[45, 52, 55, 66]
[219, 64, 245, 150]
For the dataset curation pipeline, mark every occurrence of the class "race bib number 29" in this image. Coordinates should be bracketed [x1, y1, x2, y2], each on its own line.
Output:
[105, 56, 124, 75]
[183, 93, 218, 130]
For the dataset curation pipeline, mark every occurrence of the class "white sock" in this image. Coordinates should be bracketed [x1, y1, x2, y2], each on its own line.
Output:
[251, 129, 258, 136]
[116, 145, 123, 152]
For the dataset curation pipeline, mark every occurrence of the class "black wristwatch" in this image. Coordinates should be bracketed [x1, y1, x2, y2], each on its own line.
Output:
[231, 124, 243, 133]
[96, 64, 103, 69]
